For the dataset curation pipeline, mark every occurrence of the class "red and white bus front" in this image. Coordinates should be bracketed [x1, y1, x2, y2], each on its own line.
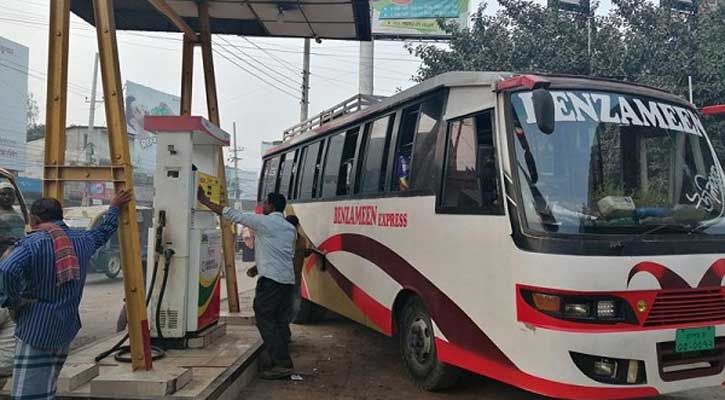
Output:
[496, 78, 725, 398]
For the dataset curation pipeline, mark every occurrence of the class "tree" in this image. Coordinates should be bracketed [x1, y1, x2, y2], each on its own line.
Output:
[409, 0, 724, 107]
[26, 92, 44, 141]
[409, 0, 724, 151]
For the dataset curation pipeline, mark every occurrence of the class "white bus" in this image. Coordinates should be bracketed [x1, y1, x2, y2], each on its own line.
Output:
[259, 72, 725, 399]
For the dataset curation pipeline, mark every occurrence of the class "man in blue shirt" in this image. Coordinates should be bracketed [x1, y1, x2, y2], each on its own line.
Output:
[198, 189, 296, 380]
[0, 190, 132, 399]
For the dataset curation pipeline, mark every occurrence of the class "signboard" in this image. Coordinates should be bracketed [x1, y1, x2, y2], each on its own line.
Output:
[0, 37, 29, 172]
[661, 0, 696, 12]
[371, 0, 470, 39]
[125, 81, 180, 177]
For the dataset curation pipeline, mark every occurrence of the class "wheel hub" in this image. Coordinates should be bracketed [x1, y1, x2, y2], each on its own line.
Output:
[407, 316, 432, 364]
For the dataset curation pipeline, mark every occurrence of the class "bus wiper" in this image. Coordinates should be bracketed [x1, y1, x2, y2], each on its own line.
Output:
[517, 161, 558, 230]
[612, 224, 695, 252]
[688, 216, 724, 235]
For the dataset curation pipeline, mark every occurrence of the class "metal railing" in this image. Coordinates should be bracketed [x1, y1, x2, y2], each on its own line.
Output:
[283, 94, 385, 141]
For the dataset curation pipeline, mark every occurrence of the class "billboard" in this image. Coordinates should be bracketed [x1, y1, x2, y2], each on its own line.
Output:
[371, 0, 470, 39]
[0, 37, 29, 172]
[125, 81, 180, 176]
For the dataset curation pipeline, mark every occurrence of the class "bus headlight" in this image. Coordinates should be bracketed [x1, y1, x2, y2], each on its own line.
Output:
[523, 289, 637, 323]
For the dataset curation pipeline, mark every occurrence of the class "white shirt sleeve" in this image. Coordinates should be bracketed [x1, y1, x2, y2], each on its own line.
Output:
[223, 207, 267, 233]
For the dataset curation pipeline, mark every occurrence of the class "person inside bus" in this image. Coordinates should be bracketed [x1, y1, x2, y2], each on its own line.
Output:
[0, 182, 25, 258]
[197, 189, 296, 380]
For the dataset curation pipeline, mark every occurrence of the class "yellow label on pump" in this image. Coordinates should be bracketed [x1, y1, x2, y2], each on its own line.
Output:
[197, 172, 222, 204]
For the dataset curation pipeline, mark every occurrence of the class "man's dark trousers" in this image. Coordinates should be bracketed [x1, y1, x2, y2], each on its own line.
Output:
[253, 277, 294, 369]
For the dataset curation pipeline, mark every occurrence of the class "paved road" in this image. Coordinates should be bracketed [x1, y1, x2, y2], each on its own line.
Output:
[240, 315, 725, 400]
[73, 259, 256, 351]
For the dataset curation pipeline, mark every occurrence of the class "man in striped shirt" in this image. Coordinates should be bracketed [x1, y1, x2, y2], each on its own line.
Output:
[0, 190, 132, 399]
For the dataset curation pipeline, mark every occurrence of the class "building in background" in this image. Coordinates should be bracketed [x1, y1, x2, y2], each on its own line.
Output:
[225, 166, 259, 210]
[0, 36, 29, 173]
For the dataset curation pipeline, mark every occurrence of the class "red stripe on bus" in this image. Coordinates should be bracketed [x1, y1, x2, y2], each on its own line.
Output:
[436, 339, 659, 400]
[316, 233, 516, 368]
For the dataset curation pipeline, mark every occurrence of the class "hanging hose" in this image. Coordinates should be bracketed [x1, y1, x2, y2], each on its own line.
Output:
[95, 211, 168, 363]
[155, 248, 175, 340]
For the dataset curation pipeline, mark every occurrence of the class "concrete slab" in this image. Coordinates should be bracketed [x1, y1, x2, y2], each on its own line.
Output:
[219, 311, 255, 326]
[58, 363, 99, 393]
[187, 323, 227, 349]
[90, 367, 192, 397]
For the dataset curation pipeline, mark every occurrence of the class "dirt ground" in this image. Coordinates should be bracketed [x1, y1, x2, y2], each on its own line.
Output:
[239, 315, 725, 400]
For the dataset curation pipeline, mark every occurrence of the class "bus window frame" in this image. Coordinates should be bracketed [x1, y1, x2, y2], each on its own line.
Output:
[387, 90, 448, 196]
[277, 149, 297, 199]
[356, 113, 396, 195]
[436, 108, 505, 215]
[295, 138, 326, 201]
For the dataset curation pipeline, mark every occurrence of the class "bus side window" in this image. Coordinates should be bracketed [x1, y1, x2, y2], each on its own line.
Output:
[391, 107, 419, 192]
[260, 156, 280, 199]
[290, 147, 307, 200]
[277, 151, 295, 199]
[358, 115, 394, 194]
[297, 142, 321, 200]
[440, 110, 502, 214]
[391, 93, 446, 193]
[338, 127, 360, 196]
[321, 132, 346, 198]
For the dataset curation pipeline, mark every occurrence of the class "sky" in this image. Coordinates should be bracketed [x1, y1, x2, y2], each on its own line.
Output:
[0, 0, 616, 171]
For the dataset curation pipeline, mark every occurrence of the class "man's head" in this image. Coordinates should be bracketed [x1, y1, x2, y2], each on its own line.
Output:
[30, 198, 64, 224]
[0, 182, 16, 209]
[263, 193, 286, 215]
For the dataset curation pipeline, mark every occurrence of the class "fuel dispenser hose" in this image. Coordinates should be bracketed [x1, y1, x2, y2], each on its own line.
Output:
[95, 211, 171, 363]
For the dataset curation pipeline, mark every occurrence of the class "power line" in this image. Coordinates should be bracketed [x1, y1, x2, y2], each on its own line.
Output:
[215, 36, 302, 90]
[212, 46, 301, 100]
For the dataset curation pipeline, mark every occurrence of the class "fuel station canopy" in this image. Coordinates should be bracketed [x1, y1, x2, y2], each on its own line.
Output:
[70, 0, 372, 41]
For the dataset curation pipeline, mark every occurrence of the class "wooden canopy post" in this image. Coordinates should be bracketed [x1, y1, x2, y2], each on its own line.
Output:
[43, 0, 71, 200]
[198, 1, 241, 313]
[180, 35, 195, 116]
[92, 0, 153, 370]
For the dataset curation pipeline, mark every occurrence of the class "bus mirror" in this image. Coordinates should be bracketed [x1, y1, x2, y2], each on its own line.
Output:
[532, 88, 555, 134]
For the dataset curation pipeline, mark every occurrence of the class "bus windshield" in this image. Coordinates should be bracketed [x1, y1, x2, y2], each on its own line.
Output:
[510, 89, 725, 235]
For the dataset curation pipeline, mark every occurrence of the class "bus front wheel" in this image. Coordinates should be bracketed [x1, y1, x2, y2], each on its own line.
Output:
[399, 297, 461, 391]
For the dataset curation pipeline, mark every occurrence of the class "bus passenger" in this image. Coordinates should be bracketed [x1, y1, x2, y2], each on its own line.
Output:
[197, 189, 296, 380]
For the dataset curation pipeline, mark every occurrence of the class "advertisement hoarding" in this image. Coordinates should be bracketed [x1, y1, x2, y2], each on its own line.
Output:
[371, 0, 470, 39]
[125, 81, 181, 177]
[0, 37, 29, 172]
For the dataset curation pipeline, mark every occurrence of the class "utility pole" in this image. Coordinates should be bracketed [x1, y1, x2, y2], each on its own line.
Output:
[300, 38, 311, 121]
[84, 52, 100, 206]
[228, 122, 244, 206]
[359, 38, 374, 96]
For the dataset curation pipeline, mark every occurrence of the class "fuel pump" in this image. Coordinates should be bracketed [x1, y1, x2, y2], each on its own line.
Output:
[144, 116, 230, 343]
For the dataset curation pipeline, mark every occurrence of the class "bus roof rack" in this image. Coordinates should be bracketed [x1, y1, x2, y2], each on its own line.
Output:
[283, 94, 386, 141]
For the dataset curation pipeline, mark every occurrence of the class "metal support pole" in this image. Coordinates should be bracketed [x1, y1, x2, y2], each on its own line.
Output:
[83, 52, 100, 207]
[587, 16, 592, 74]
[181, 36, 195, 116]
[43, 0, 71, 201]
[359, 39, 374, 96]
[199, 1, 241, 314]
[300, 38, 311, 121]
[688, 75, 694, 104]
[93, 0, 153, 371]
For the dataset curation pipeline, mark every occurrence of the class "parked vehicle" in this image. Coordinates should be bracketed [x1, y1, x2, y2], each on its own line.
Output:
[0, 168, 29, 260]
[64, 206, 153, 279]
[261, 72, 725, 399]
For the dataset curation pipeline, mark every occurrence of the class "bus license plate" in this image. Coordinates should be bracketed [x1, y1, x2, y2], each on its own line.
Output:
[675, 326, 715, 353]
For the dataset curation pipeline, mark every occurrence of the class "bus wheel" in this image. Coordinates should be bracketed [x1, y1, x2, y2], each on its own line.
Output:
[293, 298, 326, 324]
[399, 297, 461, 391]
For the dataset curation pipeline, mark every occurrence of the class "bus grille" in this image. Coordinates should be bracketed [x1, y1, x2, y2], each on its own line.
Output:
[644, 288, 725, 327]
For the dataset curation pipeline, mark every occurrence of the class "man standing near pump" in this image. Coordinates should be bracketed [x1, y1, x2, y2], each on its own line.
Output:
[0, 190, 132, 399]
[197, 189, 296, 380]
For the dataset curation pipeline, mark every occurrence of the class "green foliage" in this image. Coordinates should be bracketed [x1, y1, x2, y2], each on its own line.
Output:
[410, 0, 724, 154]
[410, 0, 724, 106]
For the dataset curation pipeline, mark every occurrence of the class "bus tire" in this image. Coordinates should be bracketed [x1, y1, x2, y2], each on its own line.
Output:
[399, 297, 461, 391]
[293, 298, 326, 324]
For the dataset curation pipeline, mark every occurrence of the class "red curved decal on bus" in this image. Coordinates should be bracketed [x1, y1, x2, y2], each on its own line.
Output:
[628, 260, 725, 289]
[627, 261, 690, 289]
[315, 233, 516, 369]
